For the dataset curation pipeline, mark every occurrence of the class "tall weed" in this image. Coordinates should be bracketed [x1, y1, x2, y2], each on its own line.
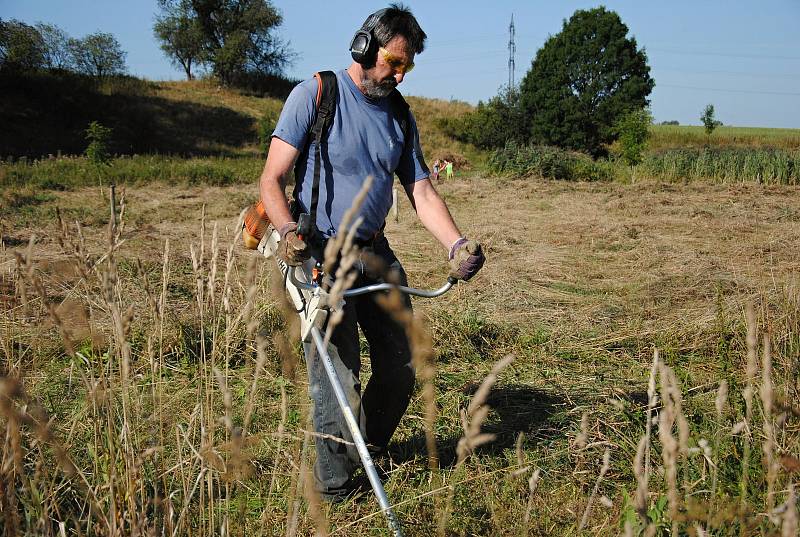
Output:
[640, 147, 799, 184]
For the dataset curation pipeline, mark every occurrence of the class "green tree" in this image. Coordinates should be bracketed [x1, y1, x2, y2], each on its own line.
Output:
[615, 108, 652, 166]
[35, 22, 73, 70]
[0, 18, 45, 71]
[701, 104, 721, 136]
[84, 121, 113, 166]
[68, 32, 127, 77]
[439, 86, 527, 149]
[154, 0, 292, 86]
[153, 1, 205, 80]
[519, 7, 655, 157]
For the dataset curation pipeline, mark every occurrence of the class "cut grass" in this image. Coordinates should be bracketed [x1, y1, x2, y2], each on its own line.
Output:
[1, 175, 799, 535]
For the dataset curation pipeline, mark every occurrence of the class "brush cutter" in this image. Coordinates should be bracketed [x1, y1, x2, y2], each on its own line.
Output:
[258, 225, 455, 537]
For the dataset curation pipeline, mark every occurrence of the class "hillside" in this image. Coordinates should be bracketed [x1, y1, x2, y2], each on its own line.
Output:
[0, 71, 480, 165]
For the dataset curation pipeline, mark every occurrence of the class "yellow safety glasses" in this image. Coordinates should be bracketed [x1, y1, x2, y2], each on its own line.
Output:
[379, 47, 415, 74]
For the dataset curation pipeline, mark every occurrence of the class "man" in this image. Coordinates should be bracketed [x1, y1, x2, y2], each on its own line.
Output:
[258, 4, 484, 501]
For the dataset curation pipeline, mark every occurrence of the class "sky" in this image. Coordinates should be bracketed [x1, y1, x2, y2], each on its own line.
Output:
[2, 0, 799, 128]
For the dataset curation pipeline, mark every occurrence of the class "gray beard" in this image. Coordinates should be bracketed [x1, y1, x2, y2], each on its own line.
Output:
[361, 76, 397, 99]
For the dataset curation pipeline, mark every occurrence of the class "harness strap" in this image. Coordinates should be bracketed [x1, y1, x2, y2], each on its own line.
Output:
[293, 71, 412, 240]
[388, 88, 411, 144]
[309, 71, 338, 234]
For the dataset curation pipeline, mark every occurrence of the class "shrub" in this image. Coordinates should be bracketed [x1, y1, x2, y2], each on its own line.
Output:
[615, 108, 652, 166]
[436, 86, 526, 150]
[488, 142, 614, 181]
[257, 111, 278, 155]
[84, 121, 113, 166]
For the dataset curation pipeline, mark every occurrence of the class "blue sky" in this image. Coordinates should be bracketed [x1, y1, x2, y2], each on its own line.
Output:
[3, 0, 799, 128]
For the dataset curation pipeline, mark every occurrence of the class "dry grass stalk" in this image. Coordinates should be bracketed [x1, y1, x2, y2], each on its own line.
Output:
[657, 361, 681, 534]
[741, 303, 758, 508]
[271, 177, 376, 536]
[511, 432, 531, 476]
[759, 334, 779, 514]
[458, 354, 515, 464]
[645, 349, 659, 478]
[633, 435, 650, 525]
[523, 467, 541, 532]
[577, 447, 611, 531]
[301, 424, 329, 537]
[438, 355, 513, 536]
[711, 379, 728, 497]
[286, 420, 311, 537]
[782, 484, 797, 537]
[573, 411, 589, 451]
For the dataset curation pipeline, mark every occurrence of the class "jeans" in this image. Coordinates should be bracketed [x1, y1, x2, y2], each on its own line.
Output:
[303, 236, 414, 500]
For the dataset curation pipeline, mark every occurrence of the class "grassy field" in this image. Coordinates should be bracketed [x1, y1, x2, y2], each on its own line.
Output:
[1, 76, 799, 536]
[649, 124, 800, 150]
[1, 172, 799, 535]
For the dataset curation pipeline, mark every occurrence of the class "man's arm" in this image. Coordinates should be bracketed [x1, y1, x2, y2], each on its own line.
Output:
[259, 137, 300, 230]
[402, 177, 463, 252]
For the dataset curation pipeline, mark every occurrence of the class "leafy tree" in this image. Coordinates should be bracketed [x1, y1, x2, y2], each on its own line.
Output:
[701, 104, 722, 136]
[614, 108, 652, 166]
[154, 0, 292, 86]
[519, 7, 655, 157]
[0, 18, 46, 71]
[439, 86, 527, 149]
[153, 1, 205, 80]
[35, 22, 73, 70]
[68, 32, 127, 77]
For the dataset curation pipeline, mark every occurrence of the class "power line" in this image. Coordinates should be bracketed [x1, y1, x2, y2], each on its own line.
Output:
[648, 47, 800, 61]
[657, 83, 800, 96]
[657, 67, 800, 79]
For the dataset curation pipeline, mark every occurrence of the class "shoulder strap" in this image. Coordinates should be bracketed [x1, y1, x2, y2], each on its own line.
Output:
[388, 88, 411, 146]
[308, 71, 337, 236]
[293, 71, 338, 238]
[293, 74, 411, 239]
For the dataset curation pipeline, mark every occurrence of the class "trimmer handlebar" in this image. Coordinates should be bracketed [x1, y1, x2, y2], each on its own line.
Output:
[287, 267, 456, 298]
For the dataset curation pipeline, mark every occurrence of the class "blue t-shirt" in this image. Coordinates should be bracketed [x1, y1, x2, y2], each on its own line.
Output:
[272, 69, 429, 240]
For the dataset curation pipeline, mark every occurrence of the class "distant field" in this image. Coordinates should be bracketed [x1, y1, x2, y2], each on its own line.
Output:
[650, 124, 800, 150]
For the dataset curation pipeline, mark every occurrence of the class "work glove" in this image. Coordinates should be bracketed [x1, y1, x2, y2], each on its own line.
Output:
[448, 238, 485, 281]
[277, 222, 309, 266]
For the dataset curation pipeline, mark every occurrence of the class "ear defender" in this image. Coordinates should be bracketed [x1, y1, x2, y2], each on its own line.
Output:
[349, 8, 388, 65]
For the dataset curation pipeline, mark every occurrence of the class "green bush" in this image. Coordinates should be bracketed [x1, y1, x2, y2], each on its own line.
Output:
[257, 111, 278, 155]
[84, 121, 112, 165]
[488, 142, 614, 181]
[436, 86, 526, 150]
[614, 108, 652, 166]
[185, 162, 236, 186]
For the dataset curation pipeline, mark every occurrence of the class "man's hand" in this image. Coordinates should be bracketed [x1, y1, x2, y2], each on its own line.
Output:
[448, 238, 485, 281]
[277, 222, 309, 266]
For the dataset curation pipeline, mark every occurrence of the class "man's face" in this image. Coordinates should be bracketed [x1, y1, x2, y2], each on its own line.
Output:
[361, 35, 415, 99]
